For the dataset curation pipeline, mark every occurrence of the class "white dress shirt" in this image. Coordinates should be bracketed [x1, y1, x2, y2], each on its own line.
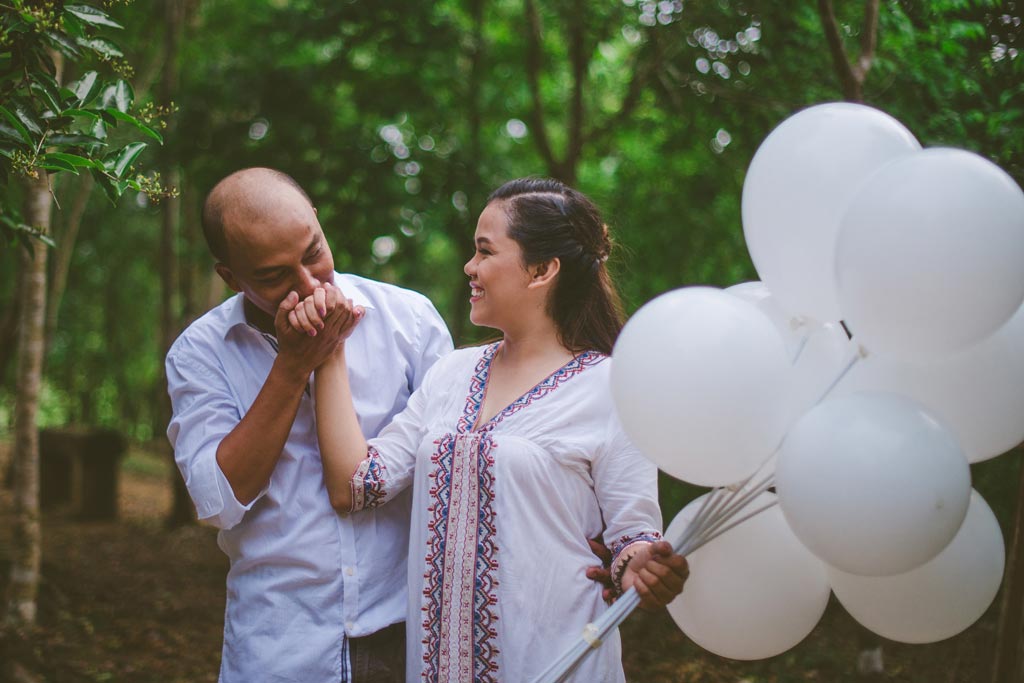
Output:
[166, 272, 453, 683]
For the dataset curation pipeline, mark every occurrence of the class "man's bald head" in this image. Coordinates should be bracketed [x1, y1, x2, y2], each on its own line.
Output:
[201, 167, 314, 264]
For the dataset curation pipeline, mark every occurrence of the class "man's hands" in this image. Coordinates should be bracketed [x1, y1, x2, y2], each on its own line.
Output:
[620, 541, 689, 612]
[274, 283, 364, 379]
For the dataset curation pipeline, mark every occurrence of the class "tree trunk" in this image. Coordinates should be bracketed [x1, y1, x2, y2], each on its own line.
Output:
[992, 447, 1024, 682]
[0, 257, 24, 389]
[4, 172, 54, 627]
[44, 174, 94, 354]
[446, 0, 486, 345]
[160, 0, 194, 527]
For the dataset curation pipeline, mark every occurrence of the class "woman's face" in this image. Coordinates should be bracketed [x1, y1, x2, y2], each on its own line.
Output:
[463, 202, 534, 329]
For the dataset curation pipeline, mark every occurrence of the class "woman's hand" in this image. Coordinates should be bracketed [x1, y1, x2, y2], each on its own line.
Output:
[284, 284, 364, 347]
[620, 541, 689, 611]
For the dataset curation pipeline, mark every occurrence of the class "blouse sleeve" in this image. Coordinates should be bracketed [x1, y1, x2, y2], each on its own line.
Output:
[592, 409, 664, 581]
[349, 350, 449, 511]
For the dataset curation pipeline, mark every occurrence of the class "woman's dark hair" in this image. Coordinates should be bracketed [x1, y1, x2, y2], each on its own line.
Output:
[487, 177, 625, 355]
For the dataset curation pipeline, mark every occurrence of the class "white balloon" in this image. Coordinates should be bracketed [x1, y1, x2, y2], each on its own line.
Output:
[775, 392, 971, 576]
[742, 102, 921, 321]
[666, 492, 831, 660]
[829, 490, 1004, 644]
[611, 287, 791, 487]
[835, 147, 1024, 358]
[726, 281, 855, 426]
[836, 303, 1024, 462]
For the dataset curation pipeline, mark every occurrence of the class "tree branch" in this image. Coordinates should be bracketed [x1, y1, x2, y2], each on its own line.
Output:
[817, 0, 861, 101]
[854, 0, 880, 83]
[585, 26, 662, 148]
[564, 0, 587, 182]
[523, 0, 560, 177]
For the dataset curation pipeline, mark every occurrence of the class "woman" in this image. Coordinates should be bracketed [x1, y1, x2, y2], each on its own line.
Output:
[289, 178, 688, 682]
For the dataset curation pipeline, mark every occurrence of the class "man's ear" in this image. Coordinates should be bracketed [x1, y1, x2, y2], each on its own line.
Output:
[528, 257, 560, 290]
[215, 263, 242, 293]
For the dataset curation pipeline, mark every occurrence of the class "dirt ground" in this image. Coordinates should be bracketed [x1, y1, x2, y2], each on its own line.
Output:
[0, 445, 1005, 682]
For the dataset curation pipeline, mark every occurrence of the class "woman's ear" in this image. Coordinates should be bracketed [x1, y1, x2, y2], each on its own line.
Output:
[528, 257, 561, 290]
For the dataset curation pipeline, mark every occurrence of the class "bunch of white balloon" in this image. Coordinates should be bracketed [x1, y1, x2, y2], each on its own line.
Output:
[533, 102, 1024, 683]
[611, 103, 1024, 660]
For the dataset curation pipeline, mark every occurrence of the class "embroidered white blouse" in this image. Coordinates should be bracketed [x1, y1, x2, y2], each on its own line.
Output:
[350, 342, 662, 683]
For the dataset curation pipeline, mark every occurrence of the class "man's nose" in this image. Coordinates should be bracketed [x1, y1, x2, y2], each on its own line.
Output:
[297, 269, 320, 297]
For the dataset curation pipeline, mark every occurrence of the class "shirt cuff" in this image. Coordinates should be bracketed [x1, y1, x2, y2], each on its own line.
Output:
[190, 452, 267, 529]
[349, 447, 389, 512]
[609, 532, 663, 595]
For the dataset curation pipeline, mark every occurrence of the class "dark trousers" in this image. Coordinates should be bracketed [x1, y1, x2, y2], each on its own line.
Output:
[348, 621, 406, 683]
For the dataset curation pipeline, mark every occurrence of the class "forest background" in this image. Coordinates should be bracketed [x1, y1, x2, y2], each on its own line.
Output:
[1, 1, 1023, 681]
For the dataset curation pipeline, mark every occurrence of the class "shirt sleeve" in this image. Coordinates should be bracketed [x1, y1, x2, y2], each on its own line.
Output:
[165, 339, 265, 530]
[592, 409, 664, 574]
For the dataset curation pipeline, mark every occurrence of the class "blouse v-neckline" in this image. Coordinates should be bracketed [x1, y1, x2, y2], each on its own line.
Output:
[459, 341, 605, 434]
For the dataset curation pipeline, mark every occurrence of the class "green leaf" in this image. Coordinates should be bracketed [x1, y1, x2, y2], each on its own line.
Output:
[104, 141, 147, 178]
[91, 116, 107, 141]
[62, 108, 101, 122]
[0, 106, 32, 144]
[92, 168, 126, 204]
[99, 81, 133, 113]
[48, 133, 105, 147]
[114, 81, 133, 113]
[37, 156, 81, 174]
[76, 37, 124, 60]
[12, 102, 44, 137]
[43, 30, 83, 59]
[69, 71, 100, 107]
[0, 121, 29, 145]
[105, 109, 163, 143]
[46, 152, 99, 169]
[31, 82, 62, 115]
[64, 5, 124, 30]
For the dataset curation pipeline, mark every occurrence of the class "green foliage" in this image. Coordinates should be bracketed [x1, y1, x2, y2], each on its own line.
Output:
[0, 0, 170, 248]
[1, 0, 1021, 515]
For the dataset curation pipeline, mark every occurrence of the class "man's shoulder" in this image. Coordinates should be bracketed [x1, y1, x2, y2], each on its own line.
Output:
[337, 273, 437, 313]
[167, 295, 241, 359]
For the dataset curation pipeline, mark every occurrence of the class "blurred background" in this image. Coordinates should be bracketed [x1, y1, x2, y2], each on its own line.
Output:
[1, 1, 1022, 681]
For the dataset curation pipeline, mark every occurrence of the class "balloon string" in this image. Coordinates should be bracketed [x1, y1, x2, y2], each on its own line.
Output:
[789, 317, 811, 364]
[814, 338, 865, 406]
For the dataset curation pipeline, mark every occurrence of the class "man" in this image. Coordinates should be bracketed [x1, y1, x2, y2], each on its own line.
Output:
[166, 167, 453, 682]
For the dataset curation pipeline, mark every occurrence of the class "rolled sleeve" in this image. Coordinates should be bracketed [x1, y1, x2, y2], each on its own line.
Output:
[166, 344, 265, 529]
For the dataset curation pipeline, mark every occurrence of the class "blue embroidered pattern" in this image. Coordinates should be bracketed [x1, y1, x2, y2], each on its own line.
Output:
[360, 447, 388, 510]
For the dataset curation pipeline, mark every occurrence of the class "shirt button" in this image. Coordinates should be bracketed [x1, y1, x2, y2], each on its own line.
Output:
[346, 621, 355, 631]
[345, 566, 355, 576]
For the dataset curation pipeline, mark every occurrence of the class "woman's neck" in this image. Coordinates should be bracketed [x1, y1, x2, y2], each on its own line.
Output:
[497, 317, 573, 367]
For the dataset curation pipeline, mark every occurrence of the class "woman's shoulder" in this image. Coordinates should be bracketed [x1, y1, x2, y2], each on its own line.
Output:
[421, 343, 494, 387]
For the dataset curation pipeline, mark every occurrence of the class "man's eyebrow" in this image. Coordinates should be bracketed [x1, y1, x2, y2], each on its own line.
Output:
[252, 264, 287, 276]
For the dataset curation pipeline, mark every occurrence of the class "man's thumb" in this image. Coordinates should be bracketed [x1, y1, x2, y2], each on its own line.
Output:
[276, 291, 299, 320]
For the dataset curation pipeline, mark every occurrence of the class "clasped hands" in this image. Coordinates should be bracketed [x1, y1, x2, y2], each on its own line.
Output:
[273, 283, 364, 376]
[587, 540, 689, 611]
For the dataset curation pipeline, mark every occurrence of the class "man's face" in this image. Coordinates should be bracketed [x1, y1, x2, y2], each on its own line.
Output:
[216, 191, 336, 318]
